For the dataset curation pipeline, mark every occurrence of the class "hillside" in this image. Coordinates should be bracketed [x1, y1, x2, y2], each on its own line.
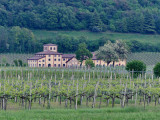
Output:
[0, 0, 160, 34]
[33, 30, 160, 44]
[33, 30, 160, 53]
[1, 0, 160, 54]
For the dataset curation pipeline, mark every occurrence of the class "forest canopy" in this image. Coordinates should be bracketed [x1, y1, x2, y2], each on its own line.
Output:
[0, 0, 160, 33]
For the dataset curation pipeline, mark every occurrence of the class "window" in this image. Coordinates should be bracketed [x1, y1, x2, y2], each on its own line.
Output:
[58, 55, 60, 57]
[44, 47, 47, 50]
[58, 59, 60, 61]
[43, 64, 45, 67]
[50, 47, 52, 50]
[48, 59, 51, 61]
[39, 64, 41, 67]
[58, 64, 60, 67]
[48, 64, 51, 67]
[54, 59, 56, 61]
[63, 58, 65, 61]
[42, 60, 45, 62]
[55, 55, 56, 57]
[63, 64, 65, 67]
[54, 47, 56, 50]
[54, 64, 56, 67]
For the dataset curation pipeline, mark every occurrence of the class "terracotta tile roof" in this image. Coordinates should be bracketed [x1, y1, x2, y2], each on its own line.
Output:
[66, 57, 74, 63]
[43, 44, 57, 46]
[27, 56, 45, 60]
[35, 51, 63, 55]
[63, 53, 98, 60]
[62, 54, 76, 58]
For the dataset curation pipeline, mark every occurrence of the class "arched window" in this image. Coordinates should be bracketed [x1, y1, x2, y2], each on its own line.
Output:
[48, 64, 51, 67]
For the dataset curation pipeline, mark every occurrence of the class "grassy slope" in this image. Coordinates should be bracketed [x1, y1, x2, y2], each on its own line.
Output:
[1, 106, 160, 120]
[33, 30, 160, 44]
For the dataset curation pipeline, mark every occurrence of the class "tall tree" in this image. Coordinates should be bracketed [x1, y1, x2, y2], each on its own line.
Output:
[0, 26, 9, 53]
[9, 26, 36, 53]
[95, 41, 119, 66]
[113, 40, 129, 66]
[114, 40, 128, 59]
[143, 11, 155, 34]
[75, 43, 92, 66]
[89, 12, 104, 32]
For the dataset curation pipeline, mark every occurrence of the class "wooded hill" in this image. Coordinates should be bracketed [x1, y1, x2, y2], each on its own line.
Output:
[0, 0, 160, 33]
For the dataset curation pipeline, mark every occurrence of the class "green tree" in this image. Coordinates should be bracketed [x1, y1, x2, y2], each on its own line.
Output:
[114, 40, 128, 66]
[76, 43, 92, 66]
[153, 63, 160, 77]
[143, 11, 155, 34]
[18, 59, 23, 67]
[126, 60, 146, 77]
[13, 60, 18, 67]
[95, 41, 118, 66]
[89, 12, 104, 32]
[115, 19, 128, 33]
[9, 26, 36, 53]
[85, 58, 95, 68]
[44, 7, 58, 29]
[0, 26, 9, 53]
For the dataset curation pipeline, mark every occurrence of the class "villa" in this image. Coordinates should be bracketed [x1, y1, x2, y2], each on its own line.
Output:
[27, 44, 126, 67]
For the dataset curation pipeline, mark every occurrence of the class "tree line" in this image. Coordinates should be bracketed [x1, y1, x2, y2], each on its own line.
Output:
[0, 0, 160, 33]
[1, 26, 160, 53]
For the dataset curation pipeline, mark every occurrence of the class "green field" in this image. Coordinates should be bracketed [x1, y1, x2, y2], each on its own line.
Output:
[1, 106, 160, 120]
[32, 30, 160, 44]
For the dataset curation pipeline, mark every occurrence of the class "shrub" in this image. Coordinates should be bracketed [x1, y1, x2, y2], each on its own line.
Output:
[6, 63, 10, 67]
[126, 60, 146, 77]
[23, 63, 28, 67]
[85, 59, 95, 68]
[18, 59, 23, 66]
[13, 60, 18, 66]
[153, 63, 160, 77]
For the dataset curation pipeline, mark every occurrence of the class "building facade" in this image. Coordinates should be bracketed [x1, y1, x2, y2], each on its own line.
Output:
[27, 44, 126, 68]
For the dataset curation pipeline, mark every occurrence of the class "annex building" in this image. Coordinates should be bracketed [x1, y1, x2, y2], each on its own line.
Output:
[27, 44, 126, 68]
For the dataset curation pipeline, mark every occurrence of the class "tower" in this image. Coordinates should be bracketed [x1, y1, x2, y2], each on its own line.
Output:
[43, 44, 58, 52]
